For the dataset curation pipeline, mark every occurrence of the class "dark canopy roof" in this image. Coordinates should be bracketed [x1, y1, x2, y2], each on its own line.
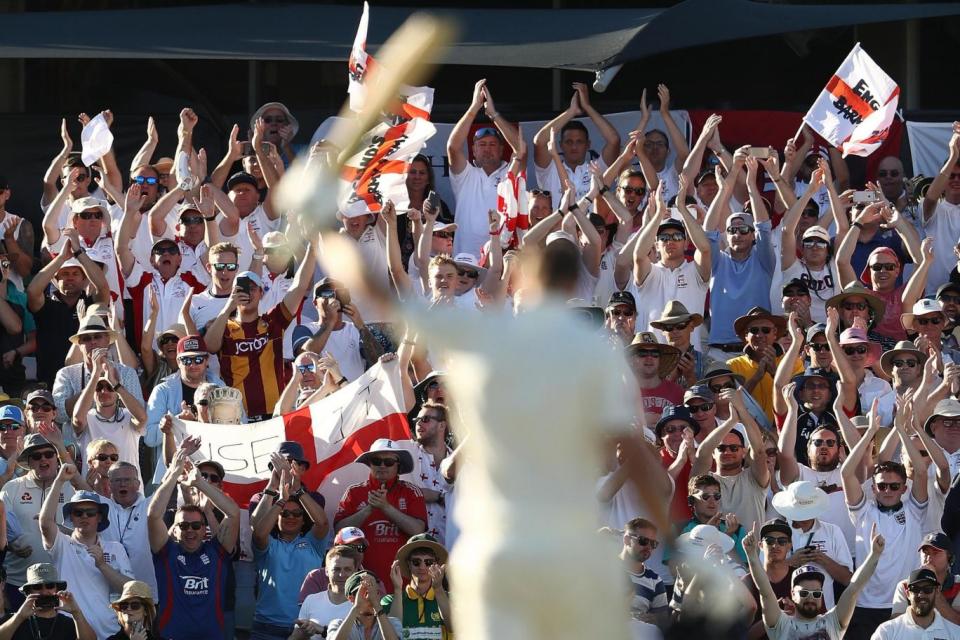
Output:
[2, 1, 958, 71]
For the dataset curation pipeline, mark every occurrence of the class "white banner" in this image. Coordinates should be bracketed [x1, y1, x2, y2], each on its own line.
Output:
[312, 110, 692, 208]
[907, 120, 954, 179]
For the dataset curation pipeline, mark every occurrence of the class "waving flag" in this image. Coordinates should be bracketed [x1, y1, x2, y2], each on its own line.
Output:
[338, 86, 436, 216]
[803, 43, 899, 158]
[495, 168, 529, 249]
[348, 2, 377, 113]
[174, 360, 411, 513]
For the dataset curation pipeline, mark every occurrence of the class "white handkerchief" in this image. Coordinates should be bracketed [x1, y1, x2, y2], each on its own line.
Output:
[80, 113, 114, 166]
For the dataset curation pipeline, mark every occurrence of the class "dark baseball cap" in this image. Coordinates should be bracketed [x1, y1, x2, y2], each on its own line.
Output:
[783, 278, 810, 296]
[226, 172, 258, 191]
[606, 291, 636, 310]
[908, 568, 940, 588]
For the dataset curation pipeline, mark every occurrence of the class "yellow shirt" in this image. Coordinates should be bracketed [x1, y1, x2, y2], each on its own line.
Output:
[726, 354, 804, 424]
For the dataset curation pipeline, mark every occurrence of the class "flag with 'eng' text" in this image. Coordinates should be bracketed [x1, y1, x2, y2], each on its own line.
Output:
[348, 2, 376, 113]
[173, 359, 411, 514]
[338, 86, 436, 216]
[803, 43, 899, 158]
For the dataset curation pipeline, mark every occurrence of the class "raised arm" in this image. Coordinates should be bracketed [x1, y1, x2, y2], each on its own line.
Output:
[773, 313, 804, 417]
[533, 91, 581, 170]
[841, 398, 881, 507]
[574, 82, 620, 165]
[656, 85, 690, 171]
[481, 84, 522, 156]
[903, 238, 934, 307]
[676, 174, 711, 281]
[691, 412, 738, 476]
[742, 522, 782, 629]
[680, 114, 722, 187]
[115, 184, 145, 278]
[187, 463, 240, 553]
[923, 121, 960, 223]
[835, 525, 884, 630]
[632, 183, 666, 286]
[283, 242, 316, 315]
[825, 307, 856, 396]
[446, 79, 485, 175]
[777, 382, 802, 485]
[42, 119, 73, 205]
[835, 225, 860, 289]
[40, 463, 76, 550]
[203, 288, 242, 354]
[894, 407, 929, 503]
[832, 382, 863, 477]
[569, 170, 603, 276]
[731, 388, 771, 487]
[781, 170, 823, 271]
[42, 169, 80, 247]
[703, 149, 745, 233]
[130, 116, 159, 172]
[148, 449, 187, 553]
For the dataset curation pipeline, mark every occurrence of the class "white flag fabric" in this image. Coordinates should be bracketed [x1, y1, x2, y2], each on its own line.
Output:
[338, 86, 436, 217]
[803, 43, 899, 158]
[347, 2, 375, 113]
[80, 112, 114, 166]
[495, 168, 528, 249]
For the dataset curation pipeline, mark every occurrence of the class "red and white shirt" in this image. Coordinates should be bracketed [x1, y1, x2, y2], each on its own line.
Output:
[125, 260, 206, 346]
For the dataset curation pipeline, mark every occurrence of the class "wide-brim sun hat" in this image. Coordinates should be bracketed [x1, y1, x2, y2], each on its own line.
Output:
[396, 533, 448, 578]
[677, 524, 734, 554]
[61, 490, 110, 532]
[879, 340, 928, 377]
[355, 438, 414, 475]
[250, 101, 299, 139]
[733, 306, 787, 340]
[626, 332, 681, 378]
[771, 481, 829, 522]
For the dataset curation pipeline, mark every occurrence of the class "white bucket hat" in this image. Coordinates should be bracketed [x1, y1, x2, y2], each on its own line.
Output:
[677, 524, 733, 554]
[771, 481, 829, 522]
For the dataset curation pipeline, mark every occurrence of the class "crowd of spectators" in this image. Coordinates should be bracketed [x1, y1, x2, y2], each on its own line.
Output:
[0, 76, 957, 640]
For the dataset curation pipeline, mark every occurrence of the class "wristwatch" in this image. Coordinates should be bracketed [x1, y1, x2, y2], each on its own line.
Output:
[73, 247, 85, 258]
[292, 487, 306, 500]
[203, 215, 217, 222]
[111, 382, 122, 392]
[263, 489, 279, 498]
[252, 252, 265, 261]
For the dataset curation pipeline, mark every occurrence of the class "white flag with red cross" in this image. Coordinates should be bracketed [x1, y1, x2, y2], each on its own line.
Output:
[803, 43, 899, 158]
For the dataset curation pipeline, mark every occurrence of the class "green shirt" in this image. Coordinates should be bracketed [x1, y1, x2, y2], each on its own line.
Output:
[381, 586, 449, 640]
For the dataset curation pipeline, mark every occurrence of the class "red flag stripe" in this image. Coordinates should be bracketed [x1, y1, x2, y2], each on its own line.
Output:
[825, 75, 876, 120]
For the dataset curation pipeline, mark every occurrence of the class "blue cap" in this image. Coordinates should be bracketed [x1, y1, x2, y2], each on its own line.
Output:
[236, 271, 263, 288]
[0, 405, 24, 425]
[292, 325, 313, 354]
[655, 404, 700, 438]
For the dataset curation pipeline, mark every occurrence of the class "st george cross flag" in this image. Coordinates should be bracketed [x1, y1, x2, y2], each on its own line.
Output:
[495, 168, 529, 249]
[174, 359, 411, 515]
[803, 43, 899, 158]
[338, 86, 437, 216]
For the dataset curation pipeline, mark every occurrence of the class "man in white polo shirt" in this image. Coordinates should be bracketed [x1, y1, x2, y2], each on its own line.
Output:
[446, 79, 522, 257]
[873, 569, 960, 639]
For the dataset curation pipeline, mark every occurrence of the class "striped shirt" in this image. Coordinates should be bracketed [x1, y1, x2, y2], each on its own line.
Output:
[628, 566, 668, 618]
[217, 304, 293, 417]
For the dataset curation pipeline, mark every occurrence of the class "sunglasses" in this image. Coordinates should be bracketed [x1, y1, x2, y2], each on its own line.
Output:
[608, 309, 635, 318]
[762, 536, 790, 546]
[116, 601, 143, 612]
[297, 363, 316, 374]
[876, 482, 902, 491]
[28, 403, 55, 412]
[784, 289, 810, 298]
[351, 543, 368, 553]
[918, 316, 943, 326]
[262, 116, 287, 125]
[841, 301, 868, 311]
[409, 558, 436, 567]
[72, 173, 90, 181]
[633, 349, 661, 358]
[804, 381, 830, 391]
[876, 170, 900, 178]
[78, 333, 107, 344]
[892, 359, 918, 368]
[939, 418, 960, 428]
[0, 423, 21, 432]
[694, 492, 721, 501]
[747, 326, 773, 335]
[709, 382, 736, 393]
[474, 127, 499, 139]
[457, 269, 479, 279]
[802, 239, 829, 248]
[726, 226, 753, 235]
[26, 584, 61, 593]
[717, 444, 741, 453]
[414, 415, 438, 425]
[657, 233, 686, 242]
[200, 472, 221, 483]
[178, 355, 207, 365]
[132, 176, 159, 185]
[530, 189, 552, 197]
[77, 210, 103, 220]
[213, 263, 239, 272]
[153, 246, 180, 256]
[661, 425, 682, 434]
[766, 448, 779, 457]
[626, 534, 659, 548]
[29, 451, 57, 462]
[869, 263, 897, 272]
[95, 453, 119, 462]
[939, 294, 960, 304]
[369, 458, 398, 467]
[663, 321, 691, 332]
[808, 343, 830, 352]
[620, 186, 647, 196]
[159, 335, 179, 347]
[281, 509, 305, 518]
[176, 521, 204, 531]
[433, 231, 454, 239]
[811, 439, 837, 448]
[96, 383, 115, 393]
[797, 589, 823, 599]
[181, 216, 204, 226]
[687, 402, 714, 413]
[843, 345, 868, 355]
[909, 584, 937, 595]
[71, 507, 99, 518]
